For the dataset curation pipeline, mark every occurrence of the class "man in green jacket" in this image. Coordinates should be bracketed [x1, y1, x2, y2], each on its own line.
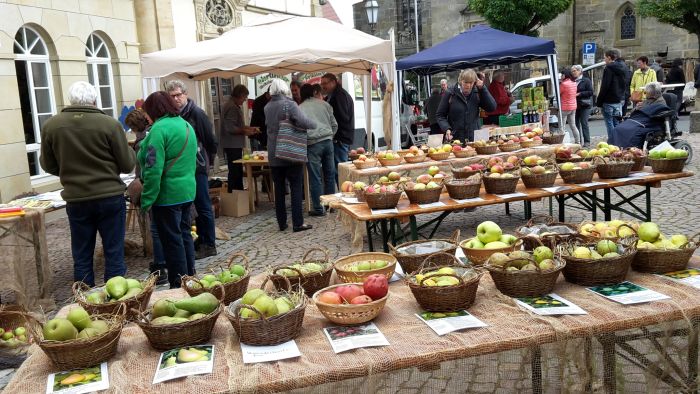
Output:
[40, 81, 135, 287]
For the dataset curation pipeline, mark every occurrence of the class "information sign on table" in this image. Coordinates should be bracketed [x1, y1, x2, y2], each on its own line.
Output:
[418, 201, 446, 209]
[390, 264, 405, 283]
[516, 294, 587, 316]
[541, 186, 571, 193]
[241, 341, 301, 364]
[587, 281, 670, 305]
[46, 362, 109, 394]
[579, 181, 607, 187]
[416, 310, 488, 336]
[496, 192, 528, 199]
[341, 197, 361, 204]
[371, 208, 400, 215]
[323, 322, 389, 353]
[659, 268, 700, 289]
[630, 172, 652, 177]
[452, 197, 484, 204]
[153, 345, 215, 384]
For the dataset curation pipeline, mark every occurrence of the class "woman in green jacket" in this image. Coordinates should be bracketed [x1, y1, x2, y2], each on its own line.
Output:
[138, 91, 197, 288]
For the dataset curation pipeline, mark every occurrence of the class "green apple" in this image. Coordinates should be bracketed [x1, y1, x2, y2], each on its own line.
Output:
[1, 331, 13, 340]
[85, 291, 108, 304]
[483, 241, 509, 249]
[670, 234, 688, 247]
[428, 166, 440, 176]
[126, 278, 142, 289]
[274, 297, 293, 315]
[42, 318, 78, 341]
[13, 327, 26, 336]
[370, 260, 388, 269]
[219, 272, 236, 283]
[250, 295, 278, 318]
[464, 238, 485, 249]
[476, 221, 502, 244]
[90, 320, 109, 335]
[66, 307, 92, 331]
[499, 234, 518, 245]
[230, 264, 246, 277]
[603, 252, 620, 258]
[488, 252, 510, 267]
[573, 247, 592, 259]
[356, 261, 371, 271]
[590, 250, 603, 259]
[202, 274, 218, 283]
[560, 162, 575, 171]
[77, 327, 101, 339]
[638, 222, 660, 242]
[105, 276, 128, 299]
[533, 246, 554, 263]
[596, 240, 618, 255]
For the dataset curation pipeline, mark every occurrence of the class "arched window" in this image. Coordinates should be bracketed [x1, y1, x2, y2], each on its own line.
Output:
[620, 5, 636, 40]
[14, 26, 56, 178]
[85, 33, 116, 117]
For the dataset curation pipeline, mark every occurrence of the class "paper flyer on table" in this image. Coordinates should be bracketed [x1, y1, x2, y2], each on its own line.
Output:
[495, 192, 528, 199]
[587, 281, 670, 305]
[152, 345, 214, 384]
[371, 208, 399, 215]
[46, 362, 109, 394]
[323, 322, 389, 353]
[416, 310, 488, 336]
[629, 172, 652, 177]
[241, 340, 301, 364]
[579, 181, 607, 187]
[541, 186, 570, 193]
[390, 264, 405, 282]
[341, 197, 361, 204]
[516, 294, 588, 315]
[452, 197, 484, 204]
[659, 268, 700, 289]
[418, 201, 445, 209]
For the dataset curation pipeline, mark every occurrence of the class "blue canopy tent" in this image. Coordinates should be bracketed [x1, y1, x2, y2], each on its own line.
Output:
[396, 25, 562, 136]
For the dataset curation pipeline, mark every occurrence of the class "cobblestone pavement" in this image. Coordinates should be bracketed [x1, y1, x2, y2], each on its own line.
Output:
[2, 133, 699, 392]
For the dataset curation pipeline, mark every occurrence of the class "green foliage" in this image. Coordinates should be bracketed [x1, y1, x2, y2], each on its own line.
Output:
[638, 0, 700, 40]
[468, 0, 573, 37]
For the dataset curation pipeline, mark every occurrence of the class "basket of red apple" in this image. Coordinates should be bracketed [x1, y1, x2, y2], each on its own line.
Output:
[498, 138, 522, 152]
[557, 233, 637, 286]
[459, 221, 522, 265]
[226, 277, 307, 346]
[520, 156, 558, 189]
[348, 147, 368, 161]
[404, 173, 444, 205]
[630, 222, 699, 274]
[334, 252, 398, 283]
[452, 161, 486, 179]
[182, 252, 250, 305]
[363, 184, 403, 210]
[72, 274, 157, 321]
[404, 145, 427, 163]
[482, 156, 520, 194]
[484, 242, 565, 298]
[427, 144, 453, 161]
[648, 147, 688, 173]
[453, 144, 478, 158]
[558, 161, 596, 184]
[592, 155, 634, 179]
[445, 173, 481, 200]
[555, 146, 586, 163]
[473, 140, 499, 155]
[624, 147, 647, 171]
[352, 154, 377, 170]
[268, 248, 333, 297]
[376, 150, 403, 166]
[313, 274, 389, 325]
[0, 305, 33, 368]
[30, 305, 125, 369]
[542, 132, 565, 145]
[518, 133, 543, 148]
[406, 253, 483, 312]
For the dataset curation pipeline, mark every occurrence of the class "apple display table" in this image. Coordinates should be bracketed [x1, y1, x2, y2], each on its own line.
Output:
[233, 157, 311, 214]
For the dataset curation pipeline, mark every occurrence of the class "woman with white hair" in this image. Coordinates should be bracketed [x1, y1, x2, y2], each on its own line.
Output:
[571, 64, 593, 147]
[611, 82, 670, 148]
[638, 82, 666, 108]
[264, 78, 317, 232]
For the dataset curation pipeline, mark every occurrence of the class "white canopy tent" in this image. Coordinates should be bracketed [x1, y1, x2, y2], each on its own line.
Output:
[140, 14, 399, 150]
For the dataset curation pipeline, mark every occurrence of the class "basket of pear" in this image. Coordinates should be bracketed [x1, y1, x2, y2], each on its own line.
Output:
[631, 222, 700, 274]
[484, 242, 565, 298]
[0, 305, 33, 368]
[134, 290, 223, 351]
[578, 220, 639, 242]
[648, 147, 688, 173]
[73, 274, 157, 321]
[268, 247, 333, 296]
[225, 276, 307, 346]
[29, 305, 125, 370]
[557, 230, 637, 286]
[406, 253, 483, 312]
[460, 221, 522, 265]
[363, 183, 403, 210]
[520, 156, 558, 189]
[334, 252, 398, 283]
[182, 253, 250, 305]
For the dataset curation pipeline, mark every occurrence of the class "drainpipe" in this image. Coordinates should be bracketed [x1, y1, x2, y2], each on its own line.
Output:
[571, 0, 577, 65]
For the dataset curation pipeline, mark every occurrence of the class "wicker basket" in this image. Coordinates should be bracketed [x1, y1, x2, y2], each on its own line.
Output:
[649, 157, 686, 174]
[313, 283, 388, 325]
[73, 274, 157, 321]
[452, 166, 480, 179]
[364, 191, 402, 210]
[631, 232, 700, 274]
[30, 308, 125, 369]
[353, 159, 377, 169]
[453, 149, 478, 158]
[405, 186, 443, 204]
[475, 145, 499, 155]
[542, 133, 565, 144]
[460, 237, 523, 265]
[334, 252, 398, 283]
[0, 305, 33, 368]
[498, 143, 521, 152]
[133, 289, 223, 351]
[389, 230, 461, 275]
[558, 165, 596, 184]
[482, 173, 520, 195]
[445, 178, 481, 200]
[268, 248, 333, 296]
[520, 140, 543, 148]
[405, 253, 483, 312]
[354, 189, 367, 202]
[378, 157, 403, 167]
[557, 237, 637, 286]
[630, 155, 647, 171]
[593, 156, 634, 179]
[428, 151, 451, 161]
[555, 156, 586, 164]
[182, 253, 250, 305]
[485, 253, 565, 298]
[404, 154, 427, 163]
[225, 277, 307, 346]
[521, 164, 558, 189]
[514, 215, 579, 250]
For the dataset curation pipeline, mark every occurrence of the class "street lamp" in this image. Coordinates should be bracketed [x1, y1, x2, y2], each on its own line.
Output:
[364, 0, 379, 34]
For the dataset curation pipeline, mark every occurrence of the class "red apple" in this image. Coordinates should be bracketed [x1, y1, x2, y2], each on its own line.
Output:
[356, 147, 365, 154]
[334, 285, 364, 303]
[318, 291, 343, 304]
[350, 295, 373, 304]
[363, 274, 389, 300]
[487, 157, 503, 168]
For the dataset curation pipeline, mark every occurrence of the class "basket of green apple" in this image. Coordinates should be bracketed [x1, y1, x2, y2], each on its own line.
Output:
[406, 253, 483, 312]
[404, 172, 445, 205]
[389, 230, 460, 275]
[30, 305, 125, 370]
[363, 183, 403, 210]
[226, 276, 307, 346]
[648, 147, 688, 173]
[557, 234, 637, 286]
[0, 305, 33, 368]
[73, 274, 157, 321]
[427, 144, 452, 161]
[134, 291, 223, 351]
[376, 150, 403, 166]
[182, 253, 250, 305]
[630, 222, 700, 274]
[484, 243, 565, 298]
[459, 221, 522, 265]
[268, 248, 333, 296]
[520, 156, 558, 189]
[482, 157, 520, 195]
[334, 252, 398, 282]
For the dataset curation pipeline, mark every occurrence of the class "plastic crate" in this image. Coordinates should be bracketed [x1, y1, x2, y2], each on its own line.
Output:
[499, 113, 523, 127]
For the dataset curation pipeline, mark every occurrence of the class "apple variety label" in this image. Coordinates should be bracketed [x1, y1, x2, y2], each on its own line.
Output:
[323, 322, 389, 354]
[152, 345, 214, 384]
[579, 182, 607, 187]
[451, 197, 484, 204]
[418, 201, 446, 209]
[46, 362, 109, 394]
[630, 172, 652, 177]
[240, 340, 301, 364]
[541, 186, 571, 193]
[586, 282, 670, 305]
[659, 268, 700, 289]
[340, 197, 361, 204]
[515, 294, 587, 316]
[495, 192, 528, 199]
[416, 310, 488, 336]
[370, 208, 400, 215]
[390, 264, 405, 283]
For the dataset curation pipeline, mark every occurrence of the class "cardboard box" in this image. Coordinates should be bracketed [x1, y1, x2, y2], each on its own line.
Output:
[220, 189, 250, 217]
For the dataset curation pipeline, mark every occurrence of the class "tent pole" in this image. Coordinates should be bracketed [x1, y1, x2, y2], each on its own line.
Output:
[547, 54, 563, 136]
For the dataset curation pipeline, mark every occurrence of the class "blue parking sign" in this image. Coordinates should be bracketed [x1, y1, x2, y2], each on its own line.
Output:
[582, 42, 596, 65]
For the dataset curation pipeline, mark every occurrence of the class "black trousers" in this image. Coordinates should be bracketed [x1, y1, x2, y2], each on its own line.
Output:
[224, 148, 243, 192]
[271, 165, 304, 229]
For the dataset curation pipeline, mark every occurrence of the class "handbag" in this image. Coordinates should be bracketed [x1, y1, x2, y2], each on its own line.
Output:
[275, 101, 308, 163]
[631, 90, 643, 103]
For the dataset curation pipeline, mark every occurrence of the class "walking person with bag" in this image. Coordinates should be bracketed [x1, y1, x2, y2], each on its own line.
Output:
[436, 69, 496, 143]
[572, 65, 593, 147]
[264, 79, 317, 232]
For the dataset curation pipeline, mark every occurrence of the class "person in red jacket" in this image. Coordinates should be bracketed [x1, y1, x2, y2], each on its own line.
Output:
[485, 71, 511, 125]
[560, 68, 582, 144]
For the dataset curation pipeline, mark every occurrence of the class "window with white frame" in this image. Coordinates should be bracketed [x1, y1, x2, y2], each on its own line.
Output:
[14, 26, 56, 178]
[85, 33, 117, 117]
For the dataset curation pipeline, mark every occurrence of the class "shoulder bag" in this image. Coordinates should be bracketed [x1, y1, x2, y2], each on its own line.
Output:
[275, 101, 308, 163]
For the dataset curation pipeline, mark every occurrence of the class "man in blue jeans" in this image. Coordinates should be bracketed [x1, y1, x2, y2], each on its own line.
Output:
[596, 48, 628, 142]
[40, 81, 135, 286]
[321, 73, 354, 186]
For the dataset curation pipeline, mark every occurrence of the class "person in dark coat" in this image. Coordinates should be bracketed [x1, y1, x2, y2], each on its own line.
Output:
[250, 89, 271, 149]
[612, 82, 670, 148]
[321, 73, 354, 179]
[572, 65, 594, 147]
[596, 49, 628, 142]
[436, 69, 496, 142]
[664, 58, 686, 113]
[425, 87, 442, 135]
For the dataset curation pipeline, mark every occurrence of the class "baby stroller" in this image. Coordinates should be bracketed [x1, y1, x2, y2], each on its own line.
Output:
[644, 93, 693, 163]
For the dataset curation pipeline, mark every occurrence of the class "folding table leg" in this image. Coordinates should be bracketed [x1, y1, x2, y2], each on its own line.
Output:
[365, 221, 374, 252]
[380, 219, 389, 252]
[687, 318, 699, 389]
[557, 195, 566, 222]
[531, 346, 542, 394]
[603, 188, 612, 221]
[645, 184, 652, 222]
[505, 202, 510, 215]
[598, 333, 616, 394]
